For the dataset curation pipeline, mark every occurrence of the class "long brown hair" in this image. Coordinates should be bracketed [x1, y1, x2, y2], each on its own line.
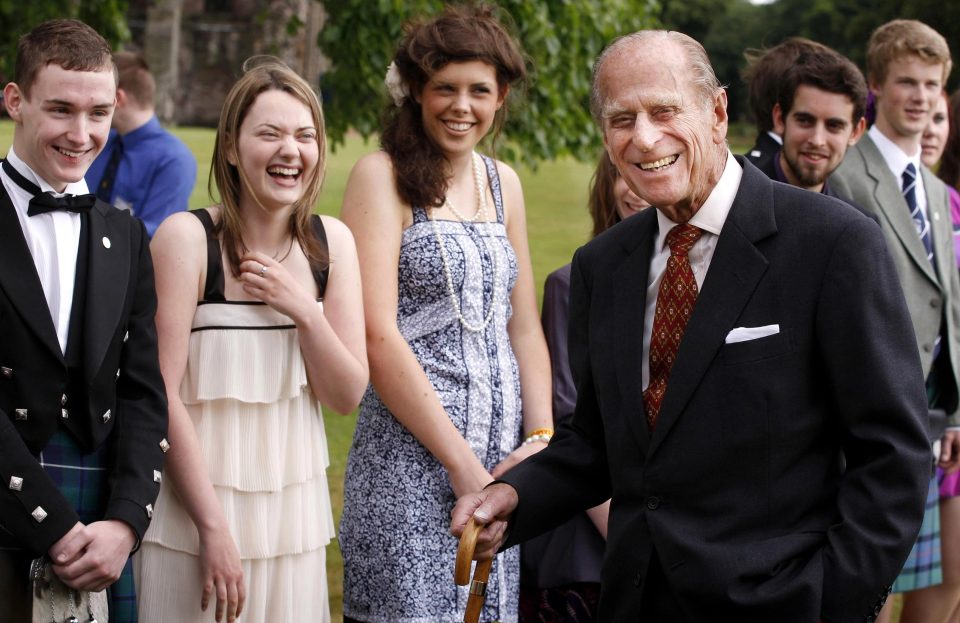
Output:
[382, 3, 526, 209]
[210, 57, 328, 277]
[588, 154, 623, 238]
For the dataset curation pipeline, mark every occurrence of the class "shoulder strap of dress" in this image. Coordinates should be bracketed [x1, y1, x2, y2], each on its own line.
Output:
[190, 208, 225, 301]
[480, 154, 505, 223]
[310, 214, 330, 299]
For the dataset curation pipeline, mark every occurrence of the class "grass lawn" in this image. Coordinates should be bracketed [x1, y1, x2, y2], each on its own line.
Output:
[0, 119, 754, 619]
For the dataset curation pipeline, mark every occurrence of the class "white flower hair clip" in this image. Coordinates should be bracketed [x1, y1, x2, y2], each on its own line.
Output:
[384, 61, 410, 107]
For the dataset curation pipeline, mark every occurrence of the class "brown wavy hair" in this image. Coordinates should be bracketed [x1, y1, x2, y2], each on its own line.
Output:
[939, 90, 960, 189]
[210, 57, 328, 277]
[588, 154, 623, 238]
[15, 19, 115, 98]
[382, 3, 526, 209]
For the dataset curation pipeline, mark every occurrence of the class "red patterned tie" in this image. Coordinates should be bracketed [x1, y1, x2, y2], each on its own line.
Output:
[643, 223, 703, 429]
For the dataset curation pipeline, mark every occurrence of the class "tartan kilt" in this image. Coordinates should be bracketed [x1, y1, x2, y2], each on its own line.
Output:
[892, 475, 943, 593]
[37, 426, 137, 622]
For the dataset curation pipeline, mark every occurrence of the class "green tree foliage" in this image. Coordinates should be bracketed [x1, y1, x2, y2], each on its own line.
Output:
[318, 0, 658, 164]
[0, 0, 129, 83]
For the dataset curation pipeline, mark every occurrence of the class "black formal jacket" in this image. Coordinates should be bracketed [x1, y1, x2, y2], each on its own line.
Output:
[0, 183, 167, 555]
[502, 158, 930, 623]
[745, 131, 781, 173]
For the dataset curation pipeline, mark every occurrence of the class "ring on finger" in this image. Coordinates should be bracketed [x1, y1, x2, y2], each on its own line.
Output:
[259, 265, 269, 277]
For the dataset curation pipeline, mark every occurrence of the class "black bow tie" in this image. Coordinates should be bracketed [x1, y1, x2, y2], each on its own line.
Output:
[1, 159, 96, 217]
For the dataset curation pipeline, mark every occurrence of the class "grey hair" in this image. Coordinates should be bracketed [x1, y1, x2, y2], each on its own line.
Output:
[590, 30, 722, 123]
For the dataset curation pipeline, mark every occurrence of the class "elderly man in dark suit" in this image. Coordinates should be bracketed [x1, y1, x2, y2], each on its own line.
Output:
[0, 19, 167, 619]
[452, 30, 930, 623]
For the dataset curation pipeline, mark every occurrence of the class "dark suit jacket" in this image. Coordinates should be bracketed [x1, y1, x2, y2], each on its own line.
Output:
[0, 184, 167, 554]
[744, 131, 780, 173]
[502, 158, 930, 623]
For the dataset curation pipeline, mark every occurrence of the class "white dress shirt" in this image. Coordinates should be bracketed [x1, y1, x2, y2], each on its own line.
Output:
[641, 150, 743, 390]
[868, 125, 928, 218]
[1, 148, 86, 354]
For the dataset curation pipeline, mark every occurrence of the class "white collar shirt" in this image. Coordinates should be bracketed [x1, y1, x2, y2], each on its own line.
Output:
[642, 150, 743, 390]
[1, 148, 86, 354]
[869, 124, 927, 217]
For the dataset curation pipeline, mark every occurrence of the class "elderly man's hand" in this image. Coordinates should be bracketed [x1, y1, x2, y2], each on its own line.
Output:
[450, 483, 519, 560]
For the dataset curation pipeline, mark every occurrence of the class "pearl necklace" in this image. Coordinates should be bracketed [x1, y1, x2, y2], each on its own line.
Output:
[442, 152, 488, 222]
[429, 154, 501, 333]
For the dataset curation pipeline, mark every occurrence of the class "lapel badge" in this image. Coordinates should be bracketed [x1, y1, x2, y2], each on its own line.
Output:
[102, 236, 111, 249]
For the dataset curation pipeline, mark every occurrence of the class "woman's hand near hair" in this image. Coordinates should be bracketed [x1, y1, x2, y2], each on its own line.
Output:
[239, 220, 370, 415]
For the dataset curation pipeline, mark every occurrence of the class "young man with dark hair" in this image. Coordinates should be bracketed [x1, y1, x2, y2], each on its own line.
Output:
[760, 45, 867, 196]
[0, 19, 167, 620]
[86, 50, 196, 237]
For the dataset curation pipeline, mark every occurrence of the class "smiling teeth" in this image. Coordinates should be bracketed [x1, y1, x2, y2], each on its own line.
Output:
[446, 122, 472, 131]
[640, 155, 678, 171]
[57, 147, 83, 158]
[268, 166, 299, 176]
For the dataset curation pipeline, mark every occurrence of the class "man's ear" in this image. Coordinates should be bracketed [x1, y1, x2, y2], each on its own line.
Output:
[3, 82, 24, 122]
[772, 103, 786, 135]
[116, 87, 128, 108]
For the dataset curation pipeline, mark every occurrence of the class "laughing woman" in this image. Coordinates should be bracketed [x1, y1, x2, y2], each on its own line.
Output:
[338, 4, 553, 623]
[135, 58, 367, 622]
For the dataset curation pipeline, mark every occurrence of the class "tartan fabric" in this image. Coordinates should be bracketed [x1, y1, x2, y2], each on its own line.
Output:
[892, 476, 942, 593]
[644, 224, 703, 429]
[39, 426, 137, 622]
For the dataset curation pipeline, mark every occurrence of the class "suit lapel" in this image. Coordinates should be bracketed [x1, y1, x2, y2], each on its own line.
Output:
[921, 166, 953, 286]
[860, 137, 940, 287]
[0, 186, 64, 360]
[613, 210, 657, 451]
[83, 200, 129, 379]
[649, 163, 774, 455]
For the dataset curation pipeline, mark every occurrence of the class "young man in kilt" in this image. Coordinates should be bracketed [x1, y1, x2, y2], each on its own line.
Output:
[0, 19, 168, 621]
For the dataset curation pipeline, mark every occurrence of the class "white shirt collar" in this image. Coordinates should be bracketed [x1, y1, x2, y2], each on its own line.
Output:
[654, 150, 742, 244]
[868, 125, 922, 179]
[5, 147, 91, 196]
[767, 130, 783, 146]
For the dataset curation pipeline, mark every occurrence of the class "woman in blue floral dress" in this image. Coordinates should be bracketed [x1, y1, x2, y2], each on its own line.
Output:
[339, 5, 553, 622]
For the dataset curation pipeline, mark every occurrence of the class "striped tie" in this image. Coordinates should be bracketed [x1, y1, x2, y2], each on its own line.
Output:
[903, 163, 934, 264]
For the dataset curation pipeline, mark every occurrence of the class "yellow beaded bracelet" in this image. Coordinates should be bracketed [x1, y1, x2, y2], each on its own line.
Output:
[522, 428, 554, 445]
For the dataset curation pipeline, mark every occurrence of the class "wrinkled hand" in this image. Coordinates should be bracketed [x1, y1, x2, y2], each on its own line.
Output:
[199, 527, 245, 622]
[450, 483, 518, 561]
[939, 429, 960, 473]
[240, 251, 315, 322]
[49, 520, 135, 592]
[492, 440, 546, 479]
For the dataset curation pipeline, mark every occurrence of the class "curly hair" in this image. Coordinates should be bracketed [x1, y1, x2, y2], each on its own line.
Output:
[381, 3, 526, 210]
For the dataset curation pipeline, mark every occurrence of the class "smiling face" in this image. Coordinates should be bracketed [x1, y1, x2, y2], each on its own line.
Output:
[920, 92, 949, 168]
[4, 63, 116, 192]
[600, 40, 728, 223]
[773, 84, 865, 192]
[872, 54, 944, 154]
[231, 89, 319, 213]
[417, 60, 505, 159]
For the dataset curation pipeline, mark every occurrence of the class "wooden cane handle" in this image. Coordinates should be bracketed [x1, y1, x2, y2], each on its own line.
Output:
[455, 516, 493, 623]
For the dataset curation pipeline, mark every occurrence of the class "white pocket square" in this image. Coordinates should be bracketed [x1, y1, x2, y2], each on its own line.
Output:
[725, 324, 780, 344]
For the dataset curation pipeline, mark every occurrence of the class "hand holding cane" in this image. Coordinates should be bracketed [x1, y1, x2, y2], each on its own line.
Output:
[455, 516, 492, 623]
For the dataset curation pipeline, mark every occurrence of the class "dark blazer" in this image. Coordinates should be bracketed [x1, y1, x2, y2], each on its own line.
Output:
[744, 131, 780, 173]
[502, 158, 930, 623]
[831, 133, 960, 422]
[0, 184, 167, 554]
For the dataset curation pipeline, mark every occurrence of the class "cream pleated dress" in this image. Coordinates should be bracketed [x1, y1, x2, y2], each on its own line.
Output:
[135, 209, 334, 622]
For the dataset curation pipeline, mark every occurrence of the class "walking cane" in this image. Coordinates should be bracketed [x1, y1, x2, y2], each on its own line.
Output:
[455, 516, 492, 623]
